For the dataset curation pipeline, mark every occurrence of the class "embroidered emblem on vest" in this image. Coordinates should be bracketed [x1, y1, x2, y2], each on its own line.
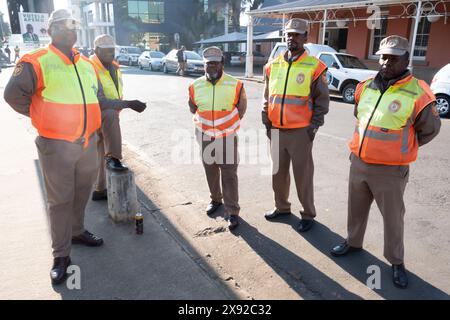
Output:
[296, 72, 305, 85]
[388, 100, 402, 113]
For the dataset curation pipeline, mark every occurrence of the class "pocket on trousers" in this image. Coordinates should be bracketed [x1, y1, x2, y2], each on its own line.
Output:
[35, 136, 49, 156]
[398, 165, 409, 180]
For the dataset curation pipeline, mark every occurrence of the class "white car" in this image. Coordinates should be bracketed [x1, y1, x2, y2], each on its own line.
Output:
[138, 51, 165, 71]
[115, 46, 142, 66]
[161, 49, 204, 75]
[269, 43, 378, 103]
[430, 63, 450, 117]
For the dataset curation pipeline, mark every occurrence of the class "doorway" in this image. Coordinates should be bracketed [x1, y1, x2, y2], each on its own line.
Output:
[321, 23, 348, 53]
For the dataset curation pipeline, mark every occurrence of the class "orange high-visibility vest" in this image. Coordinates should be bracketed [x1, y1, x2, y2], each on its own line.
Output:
[350, 74, 436, 165]
[266, 51, 327, 129]
[90, 54, 123, 100]
[189, 73, 243, 139]
[19, 44, 101, 147]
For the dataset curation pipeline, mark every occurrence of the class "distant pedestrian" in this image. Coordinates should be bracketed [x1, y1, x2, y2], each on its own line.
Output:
[13, 45, 20, 63]
[176, 45, 187, 76]
[4, 45, 11, 62]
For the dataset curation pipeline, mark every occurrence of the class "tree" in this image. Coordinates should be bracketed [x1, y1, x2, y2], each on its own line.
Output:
[216, 0, 265, 33]
[180, 0, 223, 49]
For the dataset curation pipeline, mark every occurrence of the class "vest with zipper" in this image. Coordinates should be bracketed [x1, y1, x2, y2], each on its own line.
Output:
[90, 54, 123, 100]
[350, 74, 436, 165]
[20, 44, 101, 147]
[189, 73, 243, 139]
[266, 51, 327, 129]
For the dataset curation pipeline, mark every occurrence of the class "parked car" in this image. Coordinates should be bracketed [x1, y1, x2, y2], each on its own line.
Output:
[430, 63, 450, 117]
[138, 51, 165, 71]
[0, 49, 10, 69]
[115, 46, 142, 66]
[161, 49, 204, 75]
[230, 51, 268, 66]
[268, 43, 378, 103]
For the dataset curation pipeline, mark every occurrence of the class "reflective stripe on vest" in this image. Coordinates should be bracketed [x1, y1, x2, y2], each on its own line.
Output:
[190, 73, 242, 139]
[90, 54, 123, 100]
[349, 75, 435, 165]
[20, 45, 101, 147]
[267, 51, 326, 129]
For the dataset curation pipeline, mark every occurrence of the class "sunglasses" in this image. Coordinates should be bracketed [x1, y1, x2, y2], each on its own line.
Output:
[52, 19, 81, 31]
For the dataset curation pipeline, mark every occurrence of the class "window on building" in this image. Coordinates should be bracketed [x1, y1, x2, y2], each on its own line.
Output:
[370, 14, 388, 57]
[128, 1, 164, 24]
[87, 10, 94, 23]
[413, 18, 431, 59]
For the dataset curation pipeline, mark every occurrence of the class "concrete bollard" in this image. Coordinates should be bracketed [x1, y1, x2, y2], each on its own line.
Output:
[106, 168, 139, 222]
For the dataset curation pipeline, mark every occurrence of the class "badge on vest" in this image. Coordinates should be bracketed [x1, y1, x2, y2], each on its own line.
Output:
[388, 100, 402, 113]
[431, 102, 439, 117]
[13, 63, 24, 77]
[296, 72, 305, 85]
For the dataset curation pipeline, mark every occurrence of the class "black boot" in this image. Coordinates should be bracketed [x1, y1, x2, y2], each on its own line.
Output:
[106, 157, 128, 172]
[206, 201, 222, 216]
[72, 230, 104, 247]
[392, 264, 408, 289]
[50, 256, 71, 285]
[92, 189, 107, 201]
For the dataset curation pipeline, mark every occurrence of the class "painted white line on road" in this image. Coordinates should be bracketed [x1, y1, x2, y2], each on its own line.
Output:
[123, 139, 156, 168]
[317, 132, 348, 142]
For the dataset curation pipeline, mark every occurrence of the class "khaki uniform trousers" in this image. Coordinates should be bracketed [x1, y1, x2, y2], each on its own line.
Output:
[347, 153, 409, 265]
[95, 109, 122, 191]
[270, 127, 316, 219]
[35, 134, 98, 258]
[196, 129, 240, 216]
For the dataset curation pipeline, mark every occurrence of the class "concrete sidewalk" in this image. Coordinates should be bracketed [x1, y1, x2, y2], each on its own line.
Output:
[0, 69, 236, 300]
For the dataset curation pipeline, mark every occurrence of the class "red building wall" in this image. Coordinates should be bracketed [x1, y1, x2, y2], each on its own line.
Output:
[386, 6, 412, 38]
[426, 18, 450, 68]
[346, 19, 371, 60]
[308, 22, 320, 43]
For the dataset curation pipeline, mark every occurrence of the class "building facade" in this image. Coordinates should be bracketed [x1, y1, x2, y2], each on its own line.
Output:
[68, 0, 115, 49]
[113, 0, 209, 52]
[249, 0, 450, 81]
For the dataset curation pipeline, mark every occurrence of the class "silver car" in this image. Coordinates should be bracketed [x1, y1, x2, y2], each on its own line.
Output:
[138, 51, 165, 71]
[161, 49, 204, 75]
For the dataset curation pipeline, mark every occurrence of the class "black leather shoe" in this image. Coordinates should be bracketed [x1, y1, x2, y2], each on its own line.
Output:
[72, 230, 104, 247]
[296, 219, 314, 232]
[228, 215, 239, 230]
[264, 209, 292, 220]
[50, 256, 71, 285]
[330, 242, 362, 257]
[392, 264, 408, 289]
[206, 201, 222, 216]
[92, 189, 107, 201]
[106, 157, 128, 172]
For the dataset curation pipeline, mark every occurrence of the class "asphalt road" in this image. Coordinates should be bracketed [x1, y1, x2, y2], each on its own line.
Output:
[118, 65, 450, 299]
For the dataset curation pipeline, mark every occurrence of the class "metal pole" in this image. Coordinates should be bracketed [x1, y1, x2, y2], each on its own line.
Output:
[409, 1, 422, 72]
[322, 9, 327, 45]
[224, 3, 229, 52]
[245, 14, 254, 78]
[282, 13, 286, 42]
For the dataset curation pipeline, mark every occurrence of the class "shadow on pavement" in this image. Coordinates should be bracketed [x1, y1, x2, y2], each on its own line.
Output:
[232, 219, 362, 300]
[268, 215, 450, 300]
[33, 161, 237, 299]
